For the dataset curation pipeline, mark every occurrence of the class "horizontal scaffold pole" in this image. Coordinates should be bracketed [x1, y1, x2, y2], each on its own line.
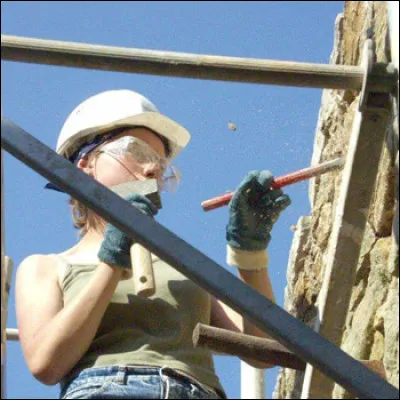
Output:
[1, 34, 388, 91]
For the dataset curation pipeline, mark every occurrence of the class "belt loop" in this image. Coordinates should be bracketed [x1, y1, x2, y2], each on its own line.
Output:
[116, 366, 127, 385]
[159, 366, 170, 399]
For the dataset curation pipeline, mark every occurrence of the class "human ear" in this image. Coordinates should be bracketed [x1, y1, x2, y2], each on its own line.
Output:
[77, 157, 94, 176]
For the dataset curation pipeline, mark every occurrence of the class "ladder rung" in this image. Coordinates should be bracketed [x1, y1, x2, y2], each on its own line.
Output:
[5, 329, 19, 342]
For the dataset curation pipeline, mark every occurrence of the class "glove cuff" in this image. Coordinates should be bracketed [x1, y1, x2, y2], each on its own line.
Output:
[226, 245, 269, 271]
[98, 246, 132, 271]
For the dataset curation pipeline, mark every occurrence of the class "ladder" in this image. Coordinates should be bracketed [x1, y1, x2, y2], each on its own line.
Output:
[1, 3, 399, 398]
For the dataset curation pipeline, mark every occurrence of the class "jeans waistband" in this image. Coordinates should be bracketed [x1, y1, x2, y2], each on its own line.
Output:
[61, 366, 226, 398]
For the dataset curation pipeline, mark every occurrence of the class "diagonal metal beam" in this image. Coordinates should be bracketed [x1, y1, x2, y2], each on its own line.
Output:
[1, 117, 399, 400]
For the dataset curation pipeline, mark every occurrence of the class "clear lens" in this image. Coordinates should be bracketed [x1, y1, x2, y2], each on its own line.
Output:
[161, 164, 181, 192]
[100, 136, 181, 192]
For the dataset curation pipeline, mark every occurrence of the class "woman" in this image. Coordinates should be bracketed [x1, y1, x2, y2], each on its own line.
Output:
[15, 89, 291, 399]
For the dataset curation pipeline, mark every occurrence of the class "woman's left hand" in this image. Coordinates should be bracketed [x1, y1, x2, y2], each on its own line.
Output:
[226, 170, 291, 251]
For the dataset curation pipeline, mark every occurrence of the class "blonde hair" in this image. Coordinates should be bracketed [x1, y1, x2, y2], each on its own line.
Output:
[69, 197, 90, 237]
[69, 150, 105, 237]
[69, 128, 174, 236]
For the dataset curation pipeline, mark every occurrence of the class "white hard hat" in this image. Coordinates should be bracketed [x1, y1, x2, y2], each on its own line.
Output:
[56, 89, 191, 161]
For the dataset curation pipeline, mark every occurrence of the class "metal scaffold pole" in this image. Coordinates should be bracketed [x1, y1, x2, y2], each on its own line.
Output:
[1, 148, 6, 400]
[2, 34, 395, 92]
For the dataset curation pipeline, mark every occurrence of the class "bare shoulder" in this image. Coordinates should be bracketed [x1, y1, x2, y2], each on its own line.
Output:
[16, 254, 64, 364]
[17, 254, 59, 284]
[16, 254, 63, 335]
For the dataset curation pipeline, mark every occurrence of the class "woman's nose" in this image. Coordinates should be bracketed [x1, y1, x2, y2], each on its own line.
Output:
[142, 163, 163, 180]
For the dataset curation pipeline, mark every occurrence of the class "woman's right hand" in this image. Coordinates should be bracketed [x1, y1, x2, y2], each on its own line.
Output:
[97, 193, 158, 273]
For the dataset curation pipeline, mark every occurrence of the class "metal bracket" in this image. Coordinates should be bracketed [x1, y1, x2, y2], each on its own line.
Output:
[359, 39, 395, 114]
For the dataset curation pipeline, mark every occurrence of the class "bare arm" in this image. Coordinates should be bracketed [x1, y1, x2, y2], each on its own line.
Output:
[238, 268, 276, 338]
[210, 268, 276, 368]
[16, 254, 123, 385]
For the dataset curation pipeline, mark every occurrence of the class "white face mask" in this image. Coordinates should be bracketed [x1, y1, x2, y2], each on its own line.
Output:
[99, 136, 181, 192]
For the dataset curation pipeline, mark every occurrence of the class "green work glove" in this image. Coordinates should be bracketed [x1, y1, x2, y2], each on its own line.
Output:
[98, 194, 158, 271]
[226, 170, 291, 252]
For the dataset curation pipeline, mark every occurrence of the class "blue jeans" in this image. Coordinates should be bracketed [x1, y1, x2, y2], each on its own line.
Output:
[59, 366, 226, 399]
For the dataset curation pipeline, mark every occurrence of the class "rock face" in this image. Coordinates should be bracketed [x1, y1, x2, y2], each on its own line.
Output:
[273, 2, 398, 398]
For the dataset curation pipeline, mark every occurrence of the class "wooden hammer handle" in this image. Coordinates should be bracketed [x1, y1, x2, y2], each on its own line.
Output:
[131, 243, 156, 297]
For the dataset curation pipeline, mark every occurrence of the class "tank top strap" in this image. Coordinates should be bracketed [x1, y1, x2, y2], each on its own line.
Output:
[50, 253, 72, 290]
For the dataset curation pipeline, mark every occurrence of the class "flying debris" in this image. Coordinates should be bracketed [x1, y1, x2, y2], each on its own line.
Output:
[228, 122, 237, 131]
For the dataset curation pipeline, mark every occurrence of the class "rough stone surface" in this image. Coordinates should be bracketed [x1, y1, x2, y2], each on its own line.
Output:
[371, 141, 396, 237]
[274, 2, 398, 398]
[273, 216, 311, 399]
[382, 278, 399, 384]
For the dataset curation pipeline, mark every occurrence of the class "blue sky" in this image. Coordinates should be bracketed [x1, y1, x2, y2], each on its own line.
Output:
[1, 1, 345, 398]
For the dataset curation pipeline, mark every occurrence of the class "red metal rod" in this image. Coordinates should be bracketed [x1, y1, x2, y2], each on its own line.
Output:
[201, 157, 345, 211]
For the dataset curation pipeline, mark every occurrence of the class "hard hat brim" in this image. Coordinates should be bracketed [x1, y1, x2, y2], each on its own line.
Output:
[57, 112, 191, 161]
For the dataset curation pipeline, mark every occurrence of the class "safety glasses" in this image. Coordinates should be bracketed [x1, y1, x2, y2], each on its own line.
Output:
[99, 136, 181, 192]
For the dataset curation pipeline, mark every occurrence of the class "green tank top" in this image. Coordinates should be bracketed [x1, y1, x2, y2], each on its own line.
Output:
[56, 253, 225, 395]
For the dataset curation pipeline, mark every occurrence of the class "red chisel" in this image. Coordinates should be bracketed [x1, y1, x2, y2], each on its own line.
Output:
[201, 157, 345, 211]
